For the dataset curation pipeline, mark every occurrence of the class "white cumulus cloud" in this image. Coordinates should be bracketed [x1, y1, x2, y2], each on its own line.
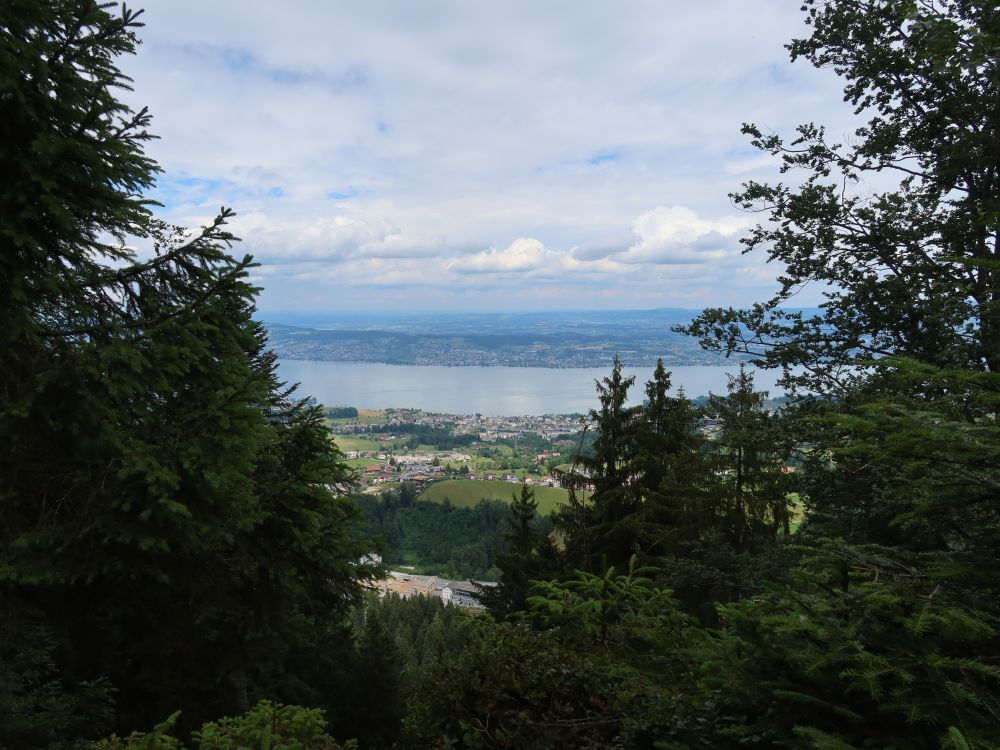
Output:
[448, 238, 623, 278]
[449, 238, 551, 274]
[615, 206, 753, 265]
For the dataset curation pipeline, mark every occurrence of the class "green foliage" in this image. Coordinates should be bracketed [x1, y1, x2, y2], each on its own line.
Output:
[680, 1, 1000, 387]
[0, 604, 115, 749]
[630, 360, 710, 558]
[554, 358, 790, 616]
[325, 406, 359, 419]
[386, 423, 478, 451]
[95, 702, 357, 750]
[558, 355, 642, 568]
[691, 542, 1000, 748]
[0, 0, 371, 738]
[358, 592, 473, 696]
[400, 624, 623, 750]
[670, 3, 1000, 743]
[358, 492, 512, 580]
[341, 614, 405, 749]
[1, 0, 158, 329]
[403, 559, 700, 749]
[196, 701, 353, 750]
[528, 555, 688, 656]
[480, 483, 558, 619]
[94, 712, 184, 750]
[704, 365, 793, 552]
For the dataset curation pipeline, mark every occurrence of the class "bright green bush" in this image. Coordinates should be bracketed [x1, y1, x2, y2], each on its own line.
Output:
[95, 702, 357, 750]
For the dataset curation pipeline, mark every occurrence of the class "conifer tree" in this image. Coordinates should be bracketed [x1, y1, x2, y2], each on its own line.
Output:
[0, 2, 371, 739]
[556, 355, 640, 569]
[631, 360, 710, 558]
[483, 483, 556, 619]
[705, 365, 791, 552]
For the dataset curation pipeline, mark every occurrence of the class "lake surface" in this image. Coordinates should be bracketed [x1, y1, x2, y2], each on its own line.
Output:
[277, 360, 788, 416]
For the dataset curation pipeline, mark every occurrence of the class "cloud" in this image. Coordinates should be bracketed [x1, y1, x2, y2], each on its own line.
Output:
[614, 206, 753, 265]
[116, 0, 857, 311]
[448, 238, 625, 279]
[232, 213, 398, 263]
[571, 233, 635, 261]
[357, 232, 447, 259]
[234, 203, 778, 313]
[449, 238, 551, 274]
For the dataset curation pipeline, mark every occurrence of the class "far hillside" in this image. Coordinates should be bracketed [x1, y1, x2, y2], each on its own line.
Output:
[264, 308, 769, 367]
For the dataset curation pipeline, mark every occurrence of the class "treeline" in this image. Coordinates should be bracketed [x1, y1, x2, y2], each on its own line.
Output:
[357, 484, 556, 581]
[387, 423, 479, 450]
[338, 421, 479, 449]
[357, 488, 507, 580]
[325, 406, 360, 418]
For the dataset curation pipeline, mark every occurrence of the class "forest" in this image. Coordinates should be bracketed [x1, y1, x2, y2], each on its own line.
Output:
[1, 1, 998, 749]
[358, 489, 512, 581]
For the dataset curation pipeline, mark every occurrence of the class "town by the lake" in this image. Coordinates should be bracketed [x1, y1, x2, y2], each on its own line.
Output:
[329, 407, 587, 490]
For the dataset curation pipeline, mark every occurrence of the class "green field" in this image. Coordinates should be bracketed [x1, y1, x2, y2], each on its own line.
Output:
[788, 492, 806, 533]
[345, 457, 382, 470]
[418, 479, 570, 515]
[325, 408, 386, 426]
[332, 435, 382, 452]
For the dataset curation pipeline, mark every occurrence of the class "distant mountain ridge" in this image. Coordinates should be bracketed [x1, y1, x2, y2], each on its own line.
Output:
[263, 308, 767, 367]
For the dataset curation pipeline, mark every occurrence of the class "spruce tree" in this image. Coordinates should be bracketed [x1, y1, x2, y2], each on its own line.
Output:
[484, 482, 556, 619]
[0, 2, 371, 739]
[631, 360, 710, 558]
[705, 365, 791, 552]
[556, 355, 640, 570]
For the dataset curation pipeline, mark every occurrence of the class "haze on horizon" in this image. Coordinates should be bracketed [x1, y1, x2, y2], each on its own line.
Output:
[123, 1, 858, 315]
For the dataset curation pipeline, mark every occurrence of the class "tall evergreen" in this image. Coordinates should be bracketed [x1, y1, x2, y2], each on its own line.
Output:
[557, 358, 721, 571]
[631, 361, 709, 558]
[483, 483, 556, 619]
[0, 2, 371, 741]
[705, 365, 791, 552]
[556, 355, 640, 570]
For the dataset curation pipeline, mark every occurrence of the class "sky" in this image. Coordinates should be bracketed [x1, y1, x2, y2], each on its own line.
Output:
[121, 1, 859, 315]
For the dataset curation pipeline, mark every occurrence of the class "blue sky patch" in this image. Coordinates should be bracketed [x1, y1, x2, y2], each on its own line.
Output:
[327, 188, 359, 200]
[588, 151, 619, 165]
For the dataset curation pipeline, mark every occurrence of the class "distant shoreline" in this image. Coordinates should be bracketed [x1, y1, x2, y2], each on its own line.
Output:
[274, 355, 746, 369]
[263, 310, 752, 369]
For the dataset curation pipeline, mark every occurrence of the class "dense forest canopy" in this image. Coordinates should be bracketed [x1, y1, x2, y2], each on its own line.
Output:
[2, 1, 999, 749]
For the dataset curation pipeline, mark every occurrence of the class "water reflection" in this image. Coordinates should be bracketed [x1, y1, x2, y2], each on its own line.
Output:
[277, 361, 787, 416]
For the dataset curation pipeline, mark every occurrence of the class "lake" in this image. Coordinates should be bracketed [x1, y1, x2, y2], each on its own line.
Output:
[277, 360, 788, 416]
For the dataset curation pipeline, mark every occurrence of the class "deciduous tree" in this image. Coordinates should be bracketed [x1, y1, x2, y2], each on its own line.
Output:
[681, 0, 1000, 391]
